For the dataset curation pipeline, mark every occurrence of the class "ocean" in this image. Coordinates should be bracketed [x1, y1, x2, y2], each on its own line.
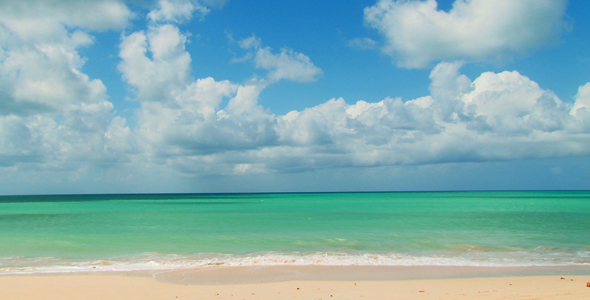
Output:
[0, 191, 589, 274]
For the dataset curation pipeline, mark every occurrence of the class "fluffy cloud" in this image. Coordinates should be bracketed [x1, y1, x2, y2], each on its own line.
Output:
[572, 83, 590, 117]
[148, 0, 210, 23]
[364, 0, 568, 68]
[118, 26, 330, 175]
[119, 24, 192, 103]
[0, 0, 134, 172]
[270, 64, 589, 171]
[114, 17, 590, 177]
[1, 0, 589, 190]
[120, 22, 590, 177]
[0, 0, 134, 117]
[237, 35, 323, 83]
[0, 0, 132, 41]
[147, 0, 229, 23]
[119, 24, 278, 174]
[255, 47, 323, 82]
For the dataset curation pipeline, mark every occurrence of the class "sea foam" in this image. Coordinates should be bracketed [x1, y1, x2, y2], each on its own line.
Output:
[1, 250, 589, 275]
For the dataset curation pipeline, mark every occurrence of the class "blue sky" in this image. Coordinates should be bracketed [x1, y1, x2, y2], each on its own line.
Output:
[1, 0, 589, 194]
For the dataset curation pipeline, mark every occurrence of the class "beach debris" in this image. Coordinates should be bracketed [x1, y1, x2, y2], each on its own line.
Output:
[586, 282, 590, 287]
[419, 290, 425, 293]
[354, 282, 357, 286]
[561, 277, 565, 279]
[571, 279, 574, 281]
[296, 287, 300, 290]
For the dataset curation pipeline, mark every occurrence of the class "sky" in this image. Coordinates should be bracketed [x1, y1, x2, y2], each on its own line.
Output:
[1, 0, 590, 195]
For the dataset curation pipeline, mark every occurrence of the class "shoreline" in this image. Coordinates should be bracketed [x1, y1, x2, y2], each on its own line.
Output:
[3, 265, 590, 282]
[1, 268, 589, 300]
[151, 265, 590, 285]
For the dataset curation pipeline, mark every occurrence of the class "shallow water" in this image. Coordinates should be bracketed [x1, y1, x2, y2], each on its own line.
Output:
[0, 191, 589, 273]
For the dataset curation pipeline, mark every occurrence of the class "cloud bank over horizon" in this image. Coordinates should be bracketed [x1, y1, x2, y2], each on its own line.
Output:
[0, 0, 588, 193]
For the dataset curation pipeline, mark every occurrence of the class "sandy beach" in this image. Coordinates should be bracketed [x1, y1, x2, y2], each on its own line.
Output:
[1, 267, 589, 300]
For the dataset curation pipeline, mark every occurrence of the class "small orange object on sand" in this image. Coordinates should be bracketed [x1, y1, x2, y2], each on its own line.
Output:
[586, 282, 590, 287]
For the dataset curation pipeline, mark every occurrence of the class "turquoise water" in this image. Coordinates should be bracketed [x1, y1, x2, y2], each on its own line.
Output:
[0, 191, 589, 273]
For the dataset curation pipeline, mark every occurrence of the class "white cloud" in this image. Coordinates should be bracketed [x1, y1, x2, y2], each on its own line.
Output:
[270, 62, 589, 172]
[461, 70, 571, 133]
[364, 0, 568, 68]
[113, 19, 590, 178]
[238, 35, 261, 50]
[118, 24, 192, 103]
[148, 0, 210, 23]
[572, 83, 590, 117]
[1, 0, 589, 191]
[119, 24, 278, 174]
[255, 47, 323, 82]
[236, 35, 323, 83]
[147, 0, 229, 24]
[569, 83, 590, 134]
[0, 0, 134, 175]
[427, 61, 471, 121]
[0, 0, 132, 41]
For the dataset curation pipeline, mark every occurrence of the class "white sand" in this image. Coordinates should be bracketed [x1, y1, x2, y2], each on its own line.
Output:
[1, 272, 589, 300]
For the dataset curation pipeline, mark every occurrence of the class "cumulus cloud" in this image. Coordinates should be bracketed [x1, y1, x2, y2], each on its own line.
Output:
[118, 24, 192, 103]
[572, 83, 590, 117]
[255, 47, 323, 83]
[236, 34, 323, 83]
[0, 0, 134, 116]
[0, 0, 132, 39]
[119, 24, 278, 173]
[146, 0, 229, 23]
[113, 17, 590, 177]
[364, 0, 568, 68]
[1, 0, 589, 190]
[119, 25, 590, 177]
[0, 0, 134, 173]
[148, 0, 210, 23]
[269, 64, 589, 171]
[117, 27, 328, 175]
